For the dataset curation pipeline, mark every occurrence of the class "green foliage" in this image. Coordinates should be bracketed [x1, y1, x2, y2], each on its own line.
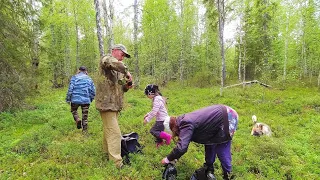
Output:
[0, 0, 36, 112]
[40, 0, 98, 87]
[1, 84, 319, 179]
[241, 0, 279, 79]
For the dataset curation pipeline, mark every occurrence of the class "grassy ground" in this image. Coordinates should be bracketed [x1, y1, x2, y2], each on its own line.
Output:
[0, 83, 320, 180]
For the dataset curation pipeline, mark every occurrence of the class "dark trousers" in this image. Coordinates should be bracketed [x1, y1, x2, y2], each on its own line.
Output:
[150, 121, 164, 143]
[205, 141, 232, 173]
[71, 103, 90, 129]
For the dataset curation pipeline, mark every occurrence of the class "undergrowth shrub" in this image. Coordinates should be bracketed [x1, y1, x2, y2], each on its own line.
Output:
[11, 125, 57, 155]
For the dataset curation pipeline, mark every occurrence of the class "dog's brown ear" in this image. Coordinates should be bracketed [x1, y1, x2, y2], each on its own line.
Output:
[258, 124, 263, 130]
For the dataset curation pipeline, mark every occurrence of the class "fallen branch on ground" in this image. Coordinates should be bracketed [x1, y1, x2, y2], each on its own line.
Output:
[223, 80, 272, 89]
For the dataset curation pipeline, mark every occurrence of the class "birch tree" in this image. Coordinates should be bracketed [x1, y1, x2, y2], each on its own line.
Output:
[133, 0, 140, 87]
[217, 0, 226, 88]
[102, 0, 114, 52]
[71, 0, 80, 67]
[94, 0, 105, 58]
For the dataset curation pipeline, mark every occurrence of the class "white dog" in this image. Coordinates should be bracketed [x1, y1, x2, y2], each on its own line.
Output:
[251, 115, 272, 136]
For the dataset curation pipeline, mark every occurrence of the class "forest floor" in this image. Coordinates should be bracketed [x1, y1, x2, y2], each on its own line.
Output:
[0, 83, 320, 179]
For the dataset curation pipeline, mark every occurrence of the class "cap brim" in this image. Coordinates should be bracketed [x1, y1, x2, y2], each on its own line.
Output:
[120, 49, 130, 58]
[122, 50, 130, 58]
[124, 53, 131, 58]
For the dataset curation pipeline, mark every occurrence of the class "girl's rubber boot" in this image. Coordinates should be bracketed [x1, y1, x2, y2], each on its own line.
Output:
[159, 131, 172, 145]
[156, 141, 164, 148]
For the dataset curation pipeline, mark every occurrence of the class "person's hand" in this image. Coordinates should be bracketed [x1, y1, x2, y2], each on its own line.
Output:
[126, 71, 132, 82]
[143, 119, 148, 125]
[161, 157, 169, 165]
[125, 83, 133, 89]
[66, 101, 71, 105]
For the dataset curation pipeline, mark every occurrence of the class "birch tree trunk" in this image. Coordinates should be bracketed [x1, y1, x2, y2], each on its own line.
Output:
[94, 0, 105, 58]
[179, 0, 184, 81]
[72, 3, 80, 67]
[102, 0, 110, 52]
[238, 14, 243, 82]
[133, 0, 140, 88]
[65, 26, 71, 79]
[243, 35, 246, 88]
[243, 46, 246, 86]
[263, 0, 268, 65]
[108, 0, 114, 50]
[238, 38, 242, 82]
[217, 0, 226, 88]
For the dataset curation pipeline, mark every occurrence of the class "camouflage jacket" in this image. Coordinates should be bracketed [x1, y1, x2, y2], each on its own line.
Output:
[95, 55, 130, 112]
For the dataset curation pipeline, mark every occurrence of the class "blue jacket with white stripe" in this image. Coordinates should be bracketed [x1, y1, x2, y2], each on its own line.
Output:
[66, 72, 95, 104]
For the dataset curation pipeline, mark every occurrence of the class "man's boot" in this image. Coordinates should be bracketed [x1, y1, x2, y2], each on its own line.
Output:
[76, 119, 82, 129]
[82, 125, 88, 136]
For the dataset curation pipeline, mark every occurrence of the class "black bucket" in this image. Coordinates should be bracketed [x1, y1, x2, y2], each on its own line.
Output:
[162, 163, 177, 180]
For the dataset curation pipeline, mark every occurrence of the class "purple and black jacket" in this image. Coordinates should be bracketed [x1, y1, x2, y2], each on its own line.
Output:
[167, 105, 232, 161]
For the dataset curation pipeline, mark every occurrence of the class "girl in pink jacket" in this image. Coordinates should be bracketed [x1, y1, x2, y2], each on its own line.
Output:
[144, 84, 171, 148]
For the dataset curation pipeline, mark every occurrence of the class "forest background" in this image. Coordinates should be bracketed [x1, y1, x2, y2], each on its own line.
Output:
[1, 0, 320, 110]
[0, 0, 320, 179]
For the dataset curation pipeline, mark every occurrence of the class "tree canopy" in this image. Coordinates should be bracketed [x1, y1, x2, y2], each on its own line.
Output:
[1, 0, 320, 111]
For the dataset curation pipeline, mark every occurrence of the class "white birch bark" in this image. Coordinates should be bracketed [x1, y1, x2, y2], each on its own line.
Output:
[179, 0, 184, 81]
[102, 0, 110, 52]
[217, 0, 226, 88]
[108, 0, 114, 50]
[94, 0, 105, 58]
[133, 0, 140, 87]
[243, 35, 246, 87]
[72, 3, 80, 67]
[238, 14, 243, 82]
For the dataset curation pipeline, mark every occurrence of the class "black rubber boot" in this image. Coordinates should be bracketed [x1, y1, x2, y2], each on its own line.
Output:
[76, 120, 82, 129]
[205, 164, 216, 180]
[223, 172, 234, 180]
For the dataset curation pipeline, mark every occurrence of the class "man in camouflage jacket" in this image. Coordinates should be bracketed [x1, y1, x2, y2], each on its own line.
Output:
[95, 44, 133, 168]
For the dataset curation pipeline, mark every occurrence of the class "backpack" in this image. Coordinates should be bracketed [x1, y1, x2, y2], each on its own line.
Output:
[121, 132, 143, 164]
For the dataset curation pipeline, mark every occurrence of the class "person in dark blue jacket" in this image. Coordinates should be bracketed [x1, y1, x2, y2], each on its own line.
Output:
[66, 66, 96, 132]
[161, 104, 238, 180]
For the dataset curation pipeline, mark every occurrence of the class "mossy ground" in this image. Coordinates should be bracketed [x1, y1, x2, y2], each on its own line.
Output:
[1, 83, 319, 179]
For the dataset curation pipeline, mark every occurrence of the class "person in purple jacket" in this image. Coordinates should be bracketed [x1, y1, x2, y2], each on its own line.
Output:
[161, 104, 238, 180]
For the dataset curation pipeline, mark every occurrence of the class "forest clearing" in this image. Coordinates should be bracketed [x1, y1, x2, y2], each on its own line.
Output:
[1, 0, 320, 179]
[1, 84, 319, 179]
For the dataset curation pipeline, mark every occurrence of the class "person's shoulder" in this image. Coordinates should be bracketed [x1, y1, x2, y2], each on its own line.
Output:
[101, 54, 112, 59]
[76, 73, 91, 81]
[154, 95, 165, 102]
[70, 75, 77, 80]
[101, 54, 116, 62]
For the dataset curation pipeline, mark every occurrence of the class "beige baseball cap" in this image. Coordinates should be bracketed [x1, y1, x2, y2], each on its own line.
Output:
[112, 44, 131, 58]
